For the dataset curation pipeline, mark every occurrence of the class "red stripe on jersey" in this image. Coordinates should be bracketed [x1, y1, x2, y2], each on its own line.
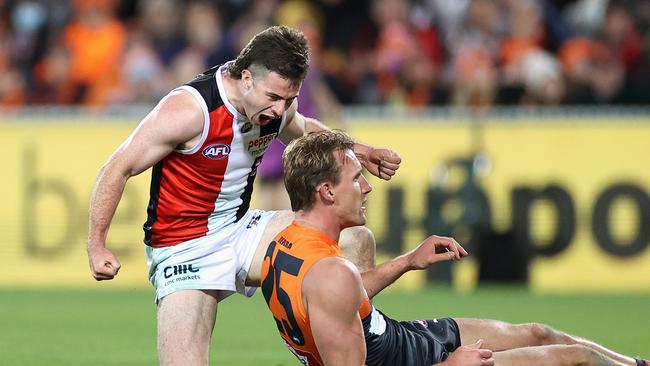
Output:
[150, 105, 234, 247]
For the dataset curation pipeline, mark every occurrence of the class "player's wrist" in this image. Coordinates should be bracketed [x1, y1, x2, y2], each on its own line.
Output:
[398, 252, 418, 272]
[353, 143, 371, 162]
[87, 237, 107, 251]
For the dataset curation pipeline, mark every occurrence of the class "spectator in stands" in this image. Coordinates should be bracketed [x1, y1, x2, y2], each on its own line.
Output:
[370, 0, 443, 107]
[450, 0, 500, 110]
[560, 1, 649, 104]
[110, 29, 168, 104]
[1, 0, 649, 107]
[138, 0, 184, 66]
[181, 1, 228, 70]
[500, 0, 566, 105]
[63, 0, 126, 105]
[31, 43, 78, 104]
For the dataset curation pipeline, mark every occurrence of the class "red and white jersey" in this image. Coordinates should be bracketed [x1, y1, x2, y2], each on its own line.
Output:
[143, 63, 286, 248]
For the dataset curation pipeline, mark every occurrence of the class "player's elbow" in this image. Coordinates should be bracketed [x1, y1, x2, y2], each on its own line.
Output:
[316, 320, 365, 366]
[320, 336, 365, 366]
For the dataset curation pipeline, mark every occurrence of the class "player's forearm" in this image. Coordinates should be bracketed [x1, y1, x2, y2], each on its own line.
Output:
[279, 114, 327, 144]
[87, 165, 129, 249]
[353, 142, 372, 163]
[361, 253, 411, 298]
[286, 114, 379, 172]
[289, 114, 373, 154]
[302, 116, 329, 134]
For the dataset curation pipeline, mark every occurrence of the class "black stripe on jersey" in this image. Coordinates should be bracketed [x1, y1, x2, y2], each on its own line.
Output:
[186, 65, 224, 112]
[143, 161, 164, 246]
[235, 155, 262, 222]
[235, 117, 283, 222]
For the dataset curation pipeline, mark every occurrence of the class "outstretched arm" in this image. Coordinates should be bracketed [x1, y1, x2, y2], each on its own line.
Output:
[303, 257, 366, 366]
[361, 235, 468, 298]
[87, 89, 204, 280]
[279, 103, 401, 180]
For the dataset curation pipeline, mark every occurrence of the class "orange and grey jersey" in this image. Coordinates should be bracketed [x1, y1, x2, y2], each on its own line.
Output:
[260, 222, 374, 366]
[143, 63, 286, 247]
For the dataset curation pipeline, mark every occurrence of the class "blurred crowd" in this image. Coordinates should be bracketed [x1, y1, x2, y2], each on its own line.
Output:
[1, 0, 649, 108]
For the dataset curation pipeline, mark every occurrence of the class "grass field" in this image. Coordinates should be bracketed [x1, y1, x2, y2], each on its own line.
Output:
[1, 287, 648, 365]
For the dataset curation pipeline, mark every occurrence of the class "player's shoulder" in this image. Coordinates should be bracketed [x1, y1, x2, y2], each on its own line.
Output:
[162, 88, 203, 111]
[304, 257, 361, 293]
[136, 88, 205, 146]
[312, 256, 357, 272]
[302, 256, 363, 311]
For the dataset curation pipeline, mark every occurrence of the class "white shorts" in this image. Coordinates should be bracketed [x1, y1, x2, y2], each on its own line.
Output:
[145, 209, 275, 303]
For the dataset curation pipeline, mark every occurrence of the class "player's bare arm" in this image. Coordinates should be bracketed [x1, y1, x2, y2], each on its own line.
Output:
[277, 100, 326, 143]
[279, 102, 402, 181]
[87, 89, 205, 281]
[352, 143, 401, 181]
[362, 235, 469, 298]
[303, 257, 366, 366]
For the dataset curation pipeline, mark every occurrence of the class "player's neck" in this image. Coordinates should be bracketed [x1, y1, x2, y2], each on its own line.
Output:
[294, 210, 341, 244]
[221, 71, 246, 116]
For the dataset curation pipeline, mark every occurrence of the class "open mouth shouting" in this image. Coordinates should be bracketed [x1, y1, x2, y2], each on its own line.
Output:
[257, 113, 276, 125]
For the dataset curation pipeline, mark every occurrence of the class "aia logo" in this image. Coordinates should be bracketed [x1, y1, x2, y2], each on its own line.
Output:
[203, 144, 231, 160]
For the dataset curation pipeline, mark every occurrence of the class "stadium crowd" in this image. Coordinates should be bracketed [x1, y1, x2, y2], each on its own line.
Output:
[1, 0, 649, 108]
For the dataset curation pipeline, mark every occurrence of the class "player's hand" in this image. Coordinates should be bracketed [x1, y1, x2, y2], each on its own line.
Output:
[442, 340, 494, 366]
[406, 235, 469, 270]
[87, 245, 122, 281]
[357, 147, 401, 180]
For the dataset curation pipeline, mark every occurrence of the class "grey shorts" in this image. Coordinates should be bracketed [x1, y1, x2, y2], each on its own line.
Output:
[364, 309, 461, 366]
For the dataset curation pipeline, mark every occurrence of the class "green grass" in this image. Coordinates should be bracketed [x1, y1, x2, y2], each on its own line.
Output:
[0, 287, 648, 365]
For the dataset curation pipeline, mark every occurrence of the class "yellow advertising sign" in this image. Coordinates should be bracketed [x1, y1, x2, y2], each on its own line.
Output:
[349, 118, 650, 293]
[1, 121, 151, 289]
[1, 117, 649, 293]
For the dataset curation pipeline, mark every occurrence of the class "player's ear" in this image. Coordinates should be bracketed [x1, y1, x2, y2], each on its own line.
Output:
[241, 69, 253, 90]
[316, 182, 335, 204]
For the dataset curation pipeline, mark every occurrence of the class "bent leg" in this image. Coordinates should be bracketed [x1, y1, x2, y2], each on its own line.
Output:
[492, 344, 627, 366]
[246, 210, 294, 285]
[247, 212, 376, 284]
[456, 318, 637, 366]
[456, 318, 541, 350]
[339, 225, 376, 272]
[157, 289, 219, 366]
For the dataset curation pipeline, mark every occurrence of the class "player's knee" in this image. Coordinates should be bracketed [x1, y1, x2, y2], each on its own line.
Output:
[353, 226, 375, 248]
[526, 322, 557, 345]
[529, 322, 576, 346]
[340, 226, 376, 272]
[340, 226, 375, 251]
[272, 210, 295, 227]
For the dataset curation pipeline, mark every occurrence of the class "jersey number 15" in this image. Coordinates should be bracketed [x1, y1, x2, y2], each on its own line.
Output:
[261, 240, 306, 346]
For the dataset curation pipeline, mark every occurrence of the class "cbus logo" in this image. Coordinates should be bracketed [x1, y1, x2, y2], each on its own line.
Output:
[202, 144, 231, 160]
